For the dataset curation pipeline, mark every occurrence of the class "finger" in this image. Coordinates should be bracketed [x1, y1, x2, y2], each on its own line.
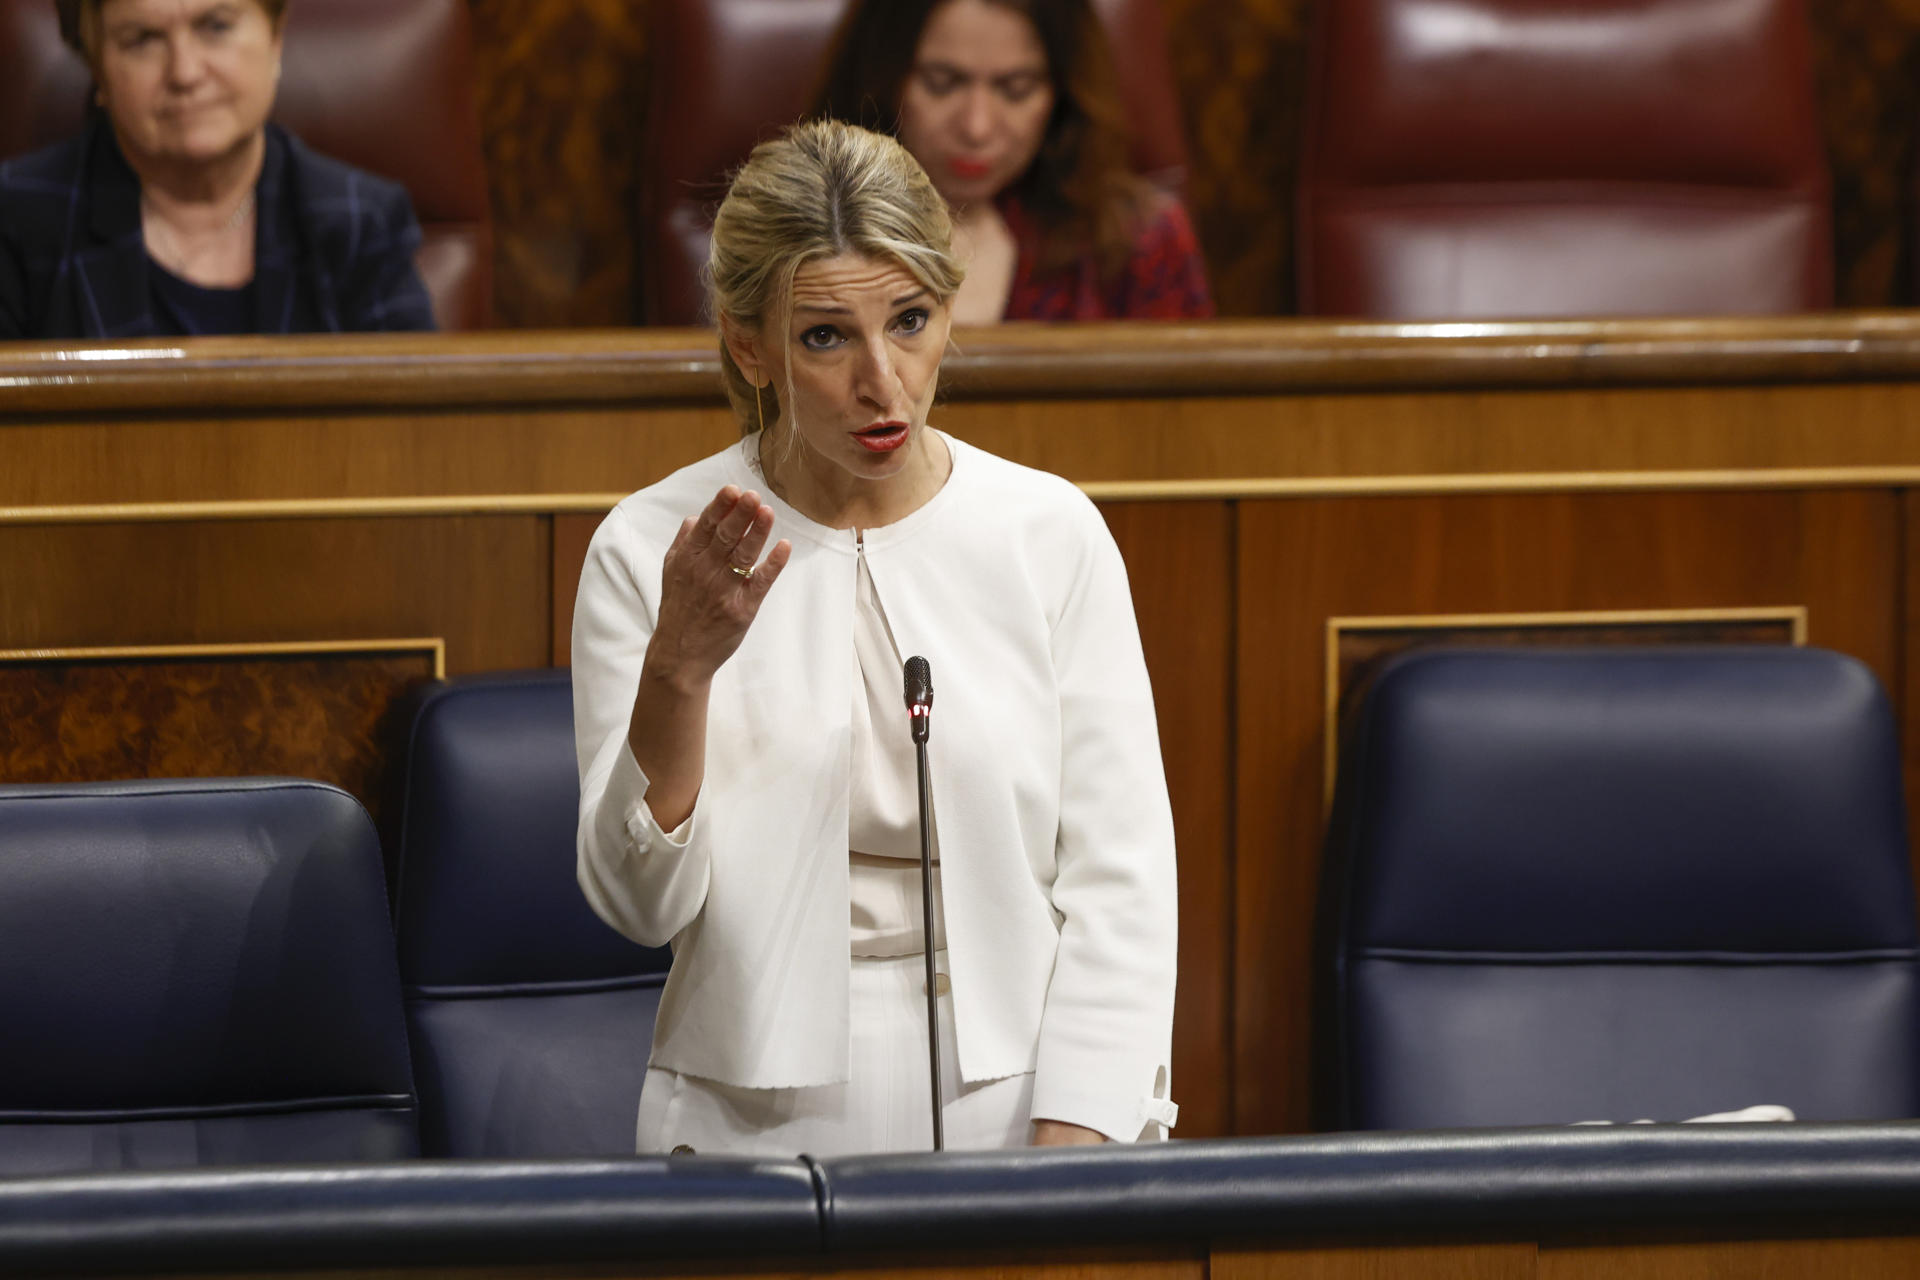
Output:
[683, 486, 741, 555]
[710, 489, 762, 556]
[746, 538, 793, 602]
[660, 516, 696, 577]
[729, 503, 777, 571]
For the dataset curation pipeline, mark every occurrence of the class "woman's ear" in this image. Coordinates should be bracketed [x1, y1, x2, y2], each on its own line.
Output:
[720, 317, 767, 388]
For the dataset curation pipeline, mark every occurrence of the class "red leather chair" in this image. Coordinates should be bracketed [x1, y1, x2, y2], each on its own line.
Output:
[639, 0, 1190, 326]
[0, 0, 492, 330]
[1296, 0, 1832, 319]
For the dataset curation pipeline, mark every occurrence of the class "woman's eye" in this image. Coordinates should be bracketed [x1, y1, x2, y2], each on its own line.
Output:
[893, 309, 929, 336]
[915, 68, 962, 96]
[996, 75, 1044, 103]
[799, 325, 842, 351]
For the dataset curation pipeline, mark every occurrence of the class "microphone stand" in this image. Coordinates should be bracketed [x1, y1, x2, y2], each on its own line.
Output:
[904, 656, 944, 1152]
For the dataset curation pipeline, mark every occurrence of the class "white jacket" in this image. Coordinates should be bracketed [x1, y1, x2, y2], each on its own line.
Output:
[572, 433, 1179, 1141]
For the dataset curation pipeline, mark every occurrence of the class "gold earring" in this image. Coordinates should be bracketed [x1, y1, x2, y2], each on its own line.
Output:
[754, 380, 766, 435]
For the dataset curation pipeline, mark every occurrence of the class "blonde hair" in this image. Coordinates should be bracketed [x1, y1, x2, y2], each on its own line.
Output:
[708, 119, 964, 437]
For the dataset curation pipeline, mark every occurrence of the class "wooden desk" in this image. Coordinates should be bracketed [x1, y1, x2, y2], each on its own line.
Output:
[6, 315, 1920, 1139]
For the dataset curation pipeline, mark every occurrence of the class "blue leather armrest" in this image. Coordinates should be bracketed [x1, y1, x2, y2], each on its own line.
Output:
[813, 1123, 1920, 1251]
[0, 1158, 821, 1275]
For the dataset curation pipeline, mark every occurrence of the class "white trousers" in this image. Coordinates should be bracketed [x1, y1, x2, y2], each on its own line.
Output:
[634, 952, 1034, 1157]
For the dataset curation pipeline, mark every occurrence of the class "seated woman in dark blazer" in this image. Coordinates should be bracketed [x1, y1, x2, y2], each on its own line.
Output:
[0, 0, 436, 338]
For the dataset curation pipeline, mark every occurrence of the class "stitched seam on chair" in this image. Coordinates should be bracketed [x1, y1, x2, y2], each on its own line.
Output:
[1359, 947, 1919, 965]
[0, 1094, 416, 1123]
[801, 1154, 833, 1252]
[0, 778, 352, 804]
[405, 974, 664, 1000]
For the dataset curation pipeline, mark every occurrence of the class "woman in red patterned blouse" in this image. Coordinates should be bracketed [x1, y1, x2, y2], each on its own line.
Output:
[815, 0, 1214, 324]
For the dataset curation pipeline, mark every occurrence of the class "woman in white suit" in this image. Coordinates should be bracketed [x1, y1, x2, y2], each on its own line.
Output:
[573, 119, 1177, 1156]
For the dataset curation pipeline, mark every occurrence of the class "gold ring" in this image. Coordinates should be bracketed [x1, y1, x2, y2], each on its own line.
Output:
[729, 563, 754, 580]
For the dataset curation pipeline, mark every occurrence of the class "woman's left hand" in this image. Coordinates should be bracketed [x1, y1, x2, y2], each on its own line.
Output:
[1031, 1120, 1107, 1147]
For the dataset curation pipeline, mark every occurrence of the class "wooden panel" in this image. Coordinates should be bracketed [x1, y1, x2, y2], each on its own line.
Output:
[0, 645, 437, 835]
[553, 512, 605, 665]
[1232, 489, 1900, 1135]
[26, 320, 1920, 521]
[1099, 501, 1235, 1139]
[18, 316, 1920, 413]
[471, 0, 647, 328]
[1215, 1243, 1536, 1280]
[0, 517, 550, 676]
[1540, 1235, 1920, 1280]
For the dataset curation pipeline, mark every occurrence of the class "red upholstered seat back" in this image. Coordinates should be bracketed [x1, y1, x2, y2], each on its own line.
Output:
[639, 0, 1189, 326]
[0, 0, 492, 330]
[1296, 0, 1832, 319]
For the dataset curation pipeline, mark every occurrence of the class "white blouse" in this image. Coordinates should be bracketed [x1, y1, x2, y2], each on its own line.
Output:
[847, 544, 946, 958]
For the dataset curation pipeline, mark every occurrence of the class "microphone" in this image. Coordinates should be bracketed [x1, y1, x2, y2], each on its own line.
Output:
[904, 655, 934, 744]
[903, 654, 943, 1151]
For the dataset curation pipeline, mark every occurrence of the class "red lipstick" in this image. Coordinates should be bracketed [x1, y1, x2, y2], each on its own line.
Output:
[948, 158, 991, 180]
[854, 421, 911, 453]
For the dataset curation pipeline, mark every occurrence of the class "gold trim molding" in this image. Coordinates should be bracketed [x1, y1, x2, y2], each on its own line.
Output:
[1321, 607, 1809, 810]
[0, 637, 448, 680]
[8, 465, 1920, 525]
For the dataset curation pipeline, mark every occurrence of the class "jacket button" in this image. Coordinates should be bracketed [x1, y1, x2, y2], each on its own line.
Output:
[924, 973, 950, 995]
[670, 1144, 696, 1155]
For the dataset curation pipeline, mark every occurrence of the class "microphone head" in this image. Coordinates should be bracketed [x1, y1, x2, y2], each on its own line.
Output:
[903, 655, 933, 709]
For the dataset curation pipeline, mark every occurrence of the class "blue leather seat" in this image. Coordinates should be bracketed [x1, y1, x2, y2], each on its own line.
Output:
[1319, 647, 1920, 1130]
[394, 671, 671, 1157]
[0, 779, 416, 1174]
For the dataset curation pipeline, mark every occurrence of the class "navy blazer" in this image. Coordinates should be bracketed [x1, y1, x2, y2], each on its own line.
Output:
[0, 118, 437, 338]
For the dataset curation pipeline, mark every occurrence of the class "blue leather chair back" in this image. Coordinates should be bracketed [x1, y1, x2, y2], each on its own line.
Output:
[0, 779, 417, 1174]
[1320, 647, 1920, 1130]
[394, 671, 672, 1157]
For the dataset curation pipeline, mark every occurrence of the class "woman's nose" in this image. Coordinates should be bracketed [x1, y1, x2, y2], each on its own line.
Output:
[955, 87, 996, 145]
[164, 37, 206, 86]
[855, 341, 901, 406]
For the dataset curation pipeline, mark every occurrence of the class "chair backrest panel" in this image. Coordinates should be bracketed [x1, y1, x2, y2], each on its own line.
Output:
[1321, 647, 1920, 1131]
[1345, 648, 1915, 954]
[0, 778, 417, 1174]
[395, 671, 671, 1158]
[1297, 0, 1832, 317]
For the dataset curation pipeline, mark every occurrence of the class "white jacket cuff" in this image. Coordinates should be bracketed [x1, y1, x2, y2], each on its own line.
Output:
[1029, 1072, 1178, 1144]
[607, 740, 693, 853]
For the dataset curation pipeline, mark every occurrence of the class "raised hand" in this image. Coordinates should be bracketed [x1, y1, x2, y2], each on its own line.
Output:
[647, 486, 793, 689]
[626, 486, 792, 830]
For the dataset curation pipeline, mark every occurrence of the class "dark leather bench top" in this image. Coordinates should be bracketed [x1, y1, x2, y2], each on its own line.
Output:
[0, 1157, 821, 1275]
[7, 1125, 1920, 1273]
[812, 1123, 1920, 1250]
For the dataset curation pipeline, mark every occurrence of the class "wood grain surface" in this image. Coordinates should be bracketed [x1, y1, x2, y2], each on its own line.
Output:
[0, 648, 436, 839]
[1100, 501, 1236, 1140]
